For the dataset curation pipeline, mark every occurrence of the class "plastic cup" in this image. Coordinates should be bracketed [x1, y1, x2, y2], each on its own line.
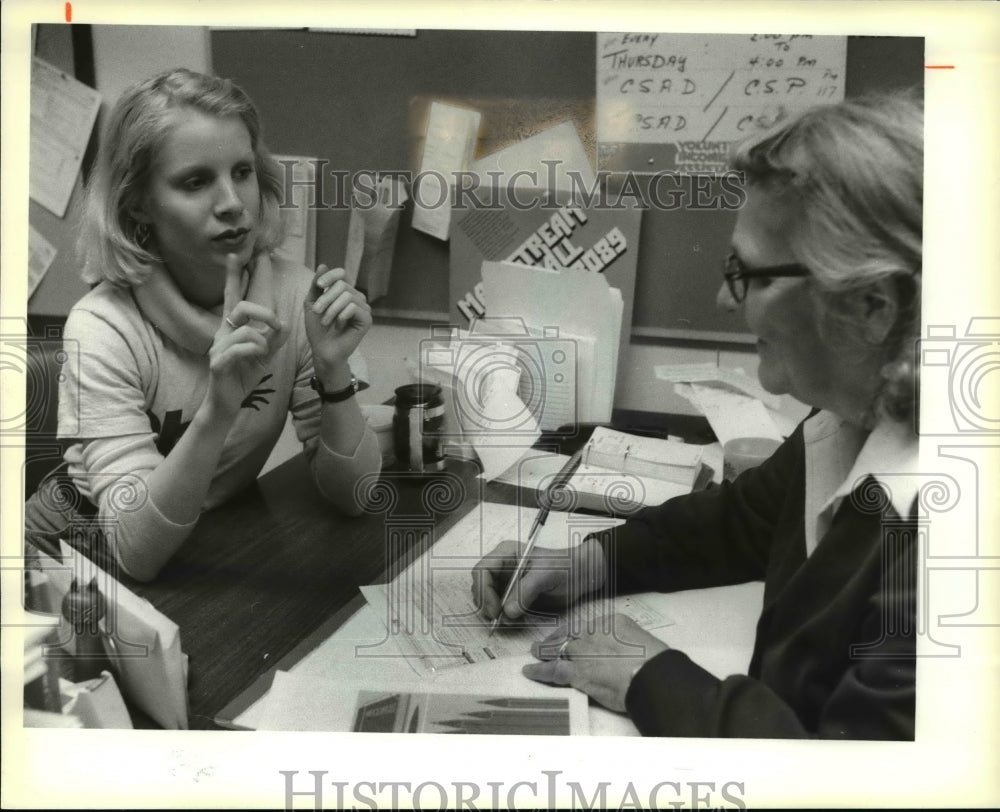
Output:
[723, 436, 782, 481]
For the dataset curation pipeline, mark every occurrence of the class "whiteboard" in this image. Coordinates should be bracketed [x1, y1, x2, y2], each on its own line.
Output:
[597, 33, 847, 173]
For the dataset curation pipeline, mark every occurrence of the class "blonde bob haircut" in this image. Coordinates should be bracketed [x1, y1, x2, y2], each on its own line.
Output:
[731, 92, 923, 422]
[78, 68, 285, 287]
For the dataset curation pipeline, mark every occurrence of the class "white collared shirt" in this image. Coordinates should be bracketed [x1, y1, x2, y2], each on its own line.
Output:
[802, 410, 920, 557]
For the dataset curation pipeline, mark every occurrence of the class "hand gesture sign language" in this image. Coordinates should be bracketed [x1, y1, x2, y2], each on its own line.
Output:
[207, 253, 287, 417]
[303, 265, 372, 374]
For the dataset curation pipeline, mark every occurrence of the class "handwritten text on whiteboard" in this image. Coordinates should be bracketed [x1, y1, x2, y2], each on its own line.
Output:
[596, 33, 847, 172]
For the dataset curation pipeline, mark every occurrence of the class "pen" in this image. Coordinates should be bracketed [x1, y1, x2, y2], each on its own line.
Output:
[488, 448, 584, 637]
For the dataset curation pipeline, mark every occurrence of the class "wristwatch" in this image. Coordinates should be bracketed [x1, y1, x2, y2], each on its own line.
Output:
[310, 374, 362, 403]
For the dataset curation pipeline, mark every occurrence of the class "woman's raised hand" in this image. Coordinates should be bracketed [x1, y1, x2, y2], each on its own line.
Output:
[303, 265, 372, 375]
[206, 253, 286, 417]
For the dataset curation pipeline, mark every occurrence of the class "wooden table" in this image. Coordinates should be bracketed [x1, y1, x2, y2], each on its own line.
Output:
[131, 454, 504, 729]
[130, 411, 720, 730]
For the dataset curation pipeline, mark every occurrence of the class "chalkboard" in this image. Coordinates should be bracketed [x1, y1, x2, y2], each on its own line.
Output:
[212, 30, 923, 340]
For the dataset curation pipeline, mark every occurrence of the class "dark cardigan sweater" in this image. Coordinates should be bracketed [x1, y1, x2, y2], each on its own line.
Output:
[597, 419, 916, 739]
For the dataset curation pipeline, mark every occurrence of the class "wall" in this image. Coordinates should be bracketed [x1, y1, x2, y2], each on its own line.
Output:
[31, 25, 809, 473]
[29, 25, 212, 318]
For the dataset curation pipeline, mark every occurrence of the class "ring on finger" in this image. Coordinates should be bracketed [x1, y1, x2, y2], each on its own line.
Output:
[225, 316, 238, 329]
[556, 636, 575, 660]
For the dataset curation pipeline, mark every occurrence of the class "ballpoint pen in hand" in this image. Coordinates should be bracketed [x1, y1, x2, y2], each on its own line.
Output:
[488, 448, 584, 636]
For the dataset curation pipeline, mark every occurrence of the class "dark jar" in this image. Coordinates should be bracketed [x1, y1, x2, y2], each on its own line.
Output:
[393, 384, 446, 473]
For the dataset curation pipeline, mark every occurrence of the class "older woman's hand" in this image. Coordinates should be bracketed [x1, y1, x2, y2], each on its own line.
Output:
[471, 538, 606, 626]
[523, 614, 669, 713]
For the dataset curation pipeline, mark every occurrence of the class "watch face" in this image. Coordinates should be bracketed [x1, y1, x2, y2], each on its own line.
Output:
[311, 375, 358, 401]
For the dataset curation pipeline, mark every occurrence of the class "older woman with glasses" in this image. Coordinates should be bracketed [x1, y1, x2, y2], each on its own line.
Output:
[472, 93, 923, 739]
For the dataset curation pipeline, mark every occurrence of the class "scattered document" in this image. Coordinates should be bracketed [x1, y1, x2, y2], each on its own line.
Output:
[654, 362, 782, 411]
[360, 502, 672, 675]
[257, 670, 588, 734]
[30, 57, 102, 218]
[488, 449, 567, 489]
[676, 382, 783, 448]
[28, 225, 58, 299]
[411, 101, 482, 240]
[471, 120, 596, 192]
[345, 176, 408, 299]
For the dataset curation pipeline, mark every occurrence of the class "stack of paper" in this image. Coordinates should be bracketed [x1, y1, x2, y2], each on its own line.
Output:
[359, 502, 672, 676]
[482, 260, 623, 426]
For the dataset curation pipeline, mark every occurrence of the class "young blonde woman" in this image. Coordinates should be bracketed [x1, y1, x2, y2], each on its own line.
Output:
[49, 68, 380, 582]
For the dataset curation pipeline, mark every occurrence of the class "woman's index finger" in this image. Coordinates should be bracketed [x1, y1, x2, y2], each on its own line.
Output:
[223, 253, 243, 316]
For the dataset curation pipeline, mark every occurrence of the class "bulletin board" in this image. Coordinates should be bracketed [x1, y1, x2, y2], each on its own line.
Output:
[211, 30, 924, 341]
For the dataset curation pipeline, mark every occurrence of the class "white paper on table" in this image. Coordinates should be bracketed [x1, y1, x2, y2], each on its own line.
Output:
[412, 101, 482, 241]
[30, 57, 102, 218]
[489, 449, 568, 489]
[654, 362, 783, 411]
[676, 382, 783, 447]
[28, 225, 58, 299]
[471, 120, 595, 193]
[360, 502, 672, 676]
[257, 668, 589, 734]
[465, 356, 541, 480]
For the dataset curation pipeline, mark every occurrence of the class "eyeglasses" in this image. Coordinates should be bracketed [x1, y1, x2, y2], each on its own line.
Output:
[722, 252, 811, 303]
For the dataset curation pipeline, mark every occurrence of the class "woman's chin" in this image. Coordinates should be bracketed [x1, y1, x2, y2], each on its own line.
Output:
[754, 362, 790, 397]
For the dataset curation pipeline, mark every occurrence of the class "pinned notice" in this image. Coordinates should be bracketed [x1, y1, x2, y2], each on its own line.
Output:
[472, 120, 596, 193]
[28, 225, 58, 300]
[411, 102, 482, 241]
[30, 57, 102, 218]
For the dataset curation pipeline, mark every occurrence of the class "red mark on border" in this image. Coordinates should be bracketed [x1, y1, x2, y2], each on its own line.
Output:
[65, 3, 72, 21]
[925, 65, 955, 69]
